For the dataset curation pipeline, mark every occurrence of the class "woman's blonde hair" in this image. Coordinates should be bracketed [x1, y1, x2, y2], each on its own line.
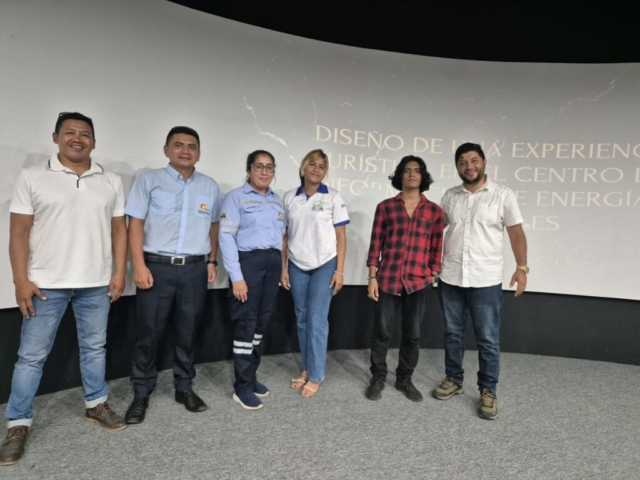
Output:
[299, 149, 329, 185]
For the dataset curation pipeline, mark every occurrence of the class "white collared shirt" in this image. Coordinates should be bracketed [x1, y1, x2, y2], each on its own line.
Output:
[283, 184, 350, 271]
[10, 156, 125, 288]
[439, 179, 522, 288]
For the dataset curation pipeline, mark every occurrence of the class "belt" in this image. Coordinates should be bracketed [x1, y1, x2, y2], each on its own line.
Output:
[143, 254, 207, 265]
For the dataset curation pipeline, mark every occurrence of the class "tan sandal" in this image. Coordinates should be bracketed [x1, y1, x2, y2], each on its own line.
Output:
[290, 375, 307, 390]
[301, 382, 320, 398]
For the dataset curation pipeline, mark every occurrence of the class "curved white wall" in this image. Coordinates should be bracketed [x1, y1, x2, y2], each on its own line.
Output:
[0, 0, 638, 308]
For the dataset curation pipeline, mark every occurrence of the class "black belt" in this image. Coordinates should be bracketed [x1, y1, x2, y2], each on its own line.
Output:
[143, 254, 207, 265]
[238, 248, 281, 258]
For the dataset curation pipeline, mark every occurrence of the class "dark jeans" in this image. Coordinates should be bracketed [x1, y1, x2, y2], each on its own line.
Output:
[131, 261, 208, 398]
[229, 249, 281, 394]
[438, 280, 503, 394]
[370, 286, 431, 381]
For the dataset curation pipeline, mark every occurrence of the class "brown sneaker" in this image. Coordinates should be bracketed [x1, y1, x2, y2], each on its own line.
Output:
[0, 426, 29, 466]
[433, 377, 464, 400]
[85, 402, 127, 431]
[478, 389, 499, 420]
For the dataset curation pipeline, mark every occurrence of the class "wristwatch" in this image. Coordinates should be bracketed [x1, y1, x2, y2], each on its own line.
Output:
[516, 265, 529, 274]
[206, 260, 218, 266]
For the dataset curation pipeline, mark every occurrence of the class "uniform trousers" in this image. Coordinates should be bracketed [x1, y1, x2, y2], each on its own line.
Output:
[130, 260, 208, 398]
[230, 249, 282, 395]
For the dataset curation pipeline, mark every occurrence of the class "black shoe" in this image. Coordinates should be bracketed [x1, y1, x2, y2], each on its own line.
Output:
[125, 397, 149, 425]
[394, 378, 423, 402]
[365, 377, 385, 401]
[175, 390, 208, 412]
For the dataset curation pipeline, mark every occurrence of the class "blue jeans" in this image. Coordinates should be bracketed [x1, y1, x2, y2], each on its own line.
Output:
[5, 287, 111, 427]
[288, 256, 337, 383]
[438, 280, 503, 394]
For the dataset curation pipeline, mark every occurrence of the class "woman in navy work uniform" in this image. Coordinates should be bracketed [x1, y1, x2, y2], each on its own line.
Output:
[219, 150, 285, 410]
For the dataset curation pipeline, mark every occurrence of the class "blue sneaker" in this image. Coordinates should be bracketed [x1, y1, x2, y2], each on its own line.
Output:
[232, 391, 264, 410]
[253, 381, 270, 398]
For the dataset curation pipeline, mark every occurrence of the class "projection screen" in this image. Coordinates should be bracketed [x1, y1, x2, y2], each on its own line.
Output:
[0, 0, 638, 308]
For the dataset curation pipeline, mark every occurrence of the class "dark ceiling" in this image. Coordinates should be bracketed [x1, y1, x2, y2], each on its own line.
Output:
[169, 0, 640, 64]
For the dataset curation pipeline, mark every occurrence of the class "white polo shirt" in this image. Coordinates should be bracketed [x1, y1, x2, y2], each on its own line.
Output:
[439, 179, 522, 288]
[283, 184, 350, 271]
[10, 156, 125, 288]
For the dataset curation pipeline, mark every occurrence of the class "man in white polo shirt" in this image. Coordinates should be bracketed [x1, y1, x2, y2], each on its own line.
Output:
[432, 142, 528, 420]
[0, 112, 128, 467]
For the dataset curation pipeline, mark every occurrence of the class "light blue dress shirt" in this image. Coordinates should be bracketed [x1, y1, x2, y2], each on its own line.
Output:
[219, 182, 285, 282]
[125, 164, 222, 256]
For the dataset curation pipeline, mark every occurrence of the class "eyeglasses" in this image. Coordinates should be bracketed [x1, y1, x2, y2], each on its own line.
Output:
[252, 163, 275, 173]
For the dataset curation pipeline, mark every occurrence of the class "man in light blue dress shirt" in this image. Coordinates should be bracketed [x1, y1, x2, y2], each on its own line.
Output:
[123, 126, 222, 424]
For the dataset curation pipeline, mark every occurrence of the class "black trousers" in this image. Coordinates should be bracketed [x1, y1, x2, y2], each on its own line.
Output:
[229, 249, 282, 394]
[131, 261, 208, 398]
[369, 286, 431, 381]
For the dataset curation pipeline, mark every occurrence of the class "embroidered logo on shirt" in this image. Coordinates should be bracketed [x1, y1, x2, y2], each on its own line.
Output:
[277, 211, 284, 221]
[198, 203, 209, 214]
[312, 201, 325, 212]
[220, 212, 227, 219]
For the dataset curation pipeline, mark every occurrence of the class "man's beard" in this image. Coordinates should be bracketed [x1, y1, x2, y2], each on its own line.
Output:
[460, 168, 485, 185]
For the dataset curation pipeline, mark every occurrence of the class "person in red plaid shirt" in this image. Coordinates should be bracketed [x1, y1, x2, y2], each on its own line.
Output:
[365, 155, 444, 402]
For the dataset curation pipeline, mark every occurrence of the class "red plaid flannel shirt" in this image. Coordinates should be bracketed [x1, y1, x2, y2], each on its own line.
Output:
[367, 194, 444, 295]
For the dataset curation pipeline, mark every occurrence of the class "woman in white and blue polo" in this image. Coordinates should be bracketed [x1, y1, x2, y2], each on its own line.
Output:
[219, 150, 285, 410]
[281, 149, 349, 397]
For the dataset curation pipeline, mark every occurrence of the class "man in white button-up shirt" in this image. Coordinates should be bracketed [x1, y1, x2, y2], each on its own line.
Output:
[432, 142, 528, 421]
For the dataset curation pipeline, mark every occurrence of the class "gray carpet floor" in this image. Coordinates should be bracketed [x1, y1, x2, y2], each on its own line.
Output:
[1, 349, 638, 480]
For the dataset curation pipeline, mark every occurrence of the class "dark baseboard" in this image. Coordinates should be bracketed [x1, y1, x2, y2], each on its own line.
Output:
[1, 287, 638, 404]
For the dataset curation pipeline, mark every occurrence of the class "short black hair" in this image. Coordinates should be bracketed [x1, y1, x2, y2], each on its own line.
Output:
[388, 155, 433, 192]
[166, 126, 200, 148]
[454, 142, 485, 164]
[246, 150, 275, 170]
[55, 112, 95, 140]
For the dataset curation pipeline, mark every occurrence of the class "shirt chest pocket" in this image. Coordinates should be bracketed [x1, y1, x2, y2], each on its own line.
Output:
[150, 191, 175, 217]
[243, 204, 264, 213]
[242, 204, 264, 229]
[475, 203, 501, 225]
[448, 201, 466, 225]
[415, 218, 433, 236]
[195, 195, 214, 219]
[270, 203, 284, 220]
[270, 204, 285, 236]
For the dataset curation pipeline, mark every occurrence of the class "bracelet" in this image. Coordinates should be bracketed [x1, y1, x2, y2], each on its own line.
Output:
[334, 271, 344, 276]
[368, 276, 377, 280]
